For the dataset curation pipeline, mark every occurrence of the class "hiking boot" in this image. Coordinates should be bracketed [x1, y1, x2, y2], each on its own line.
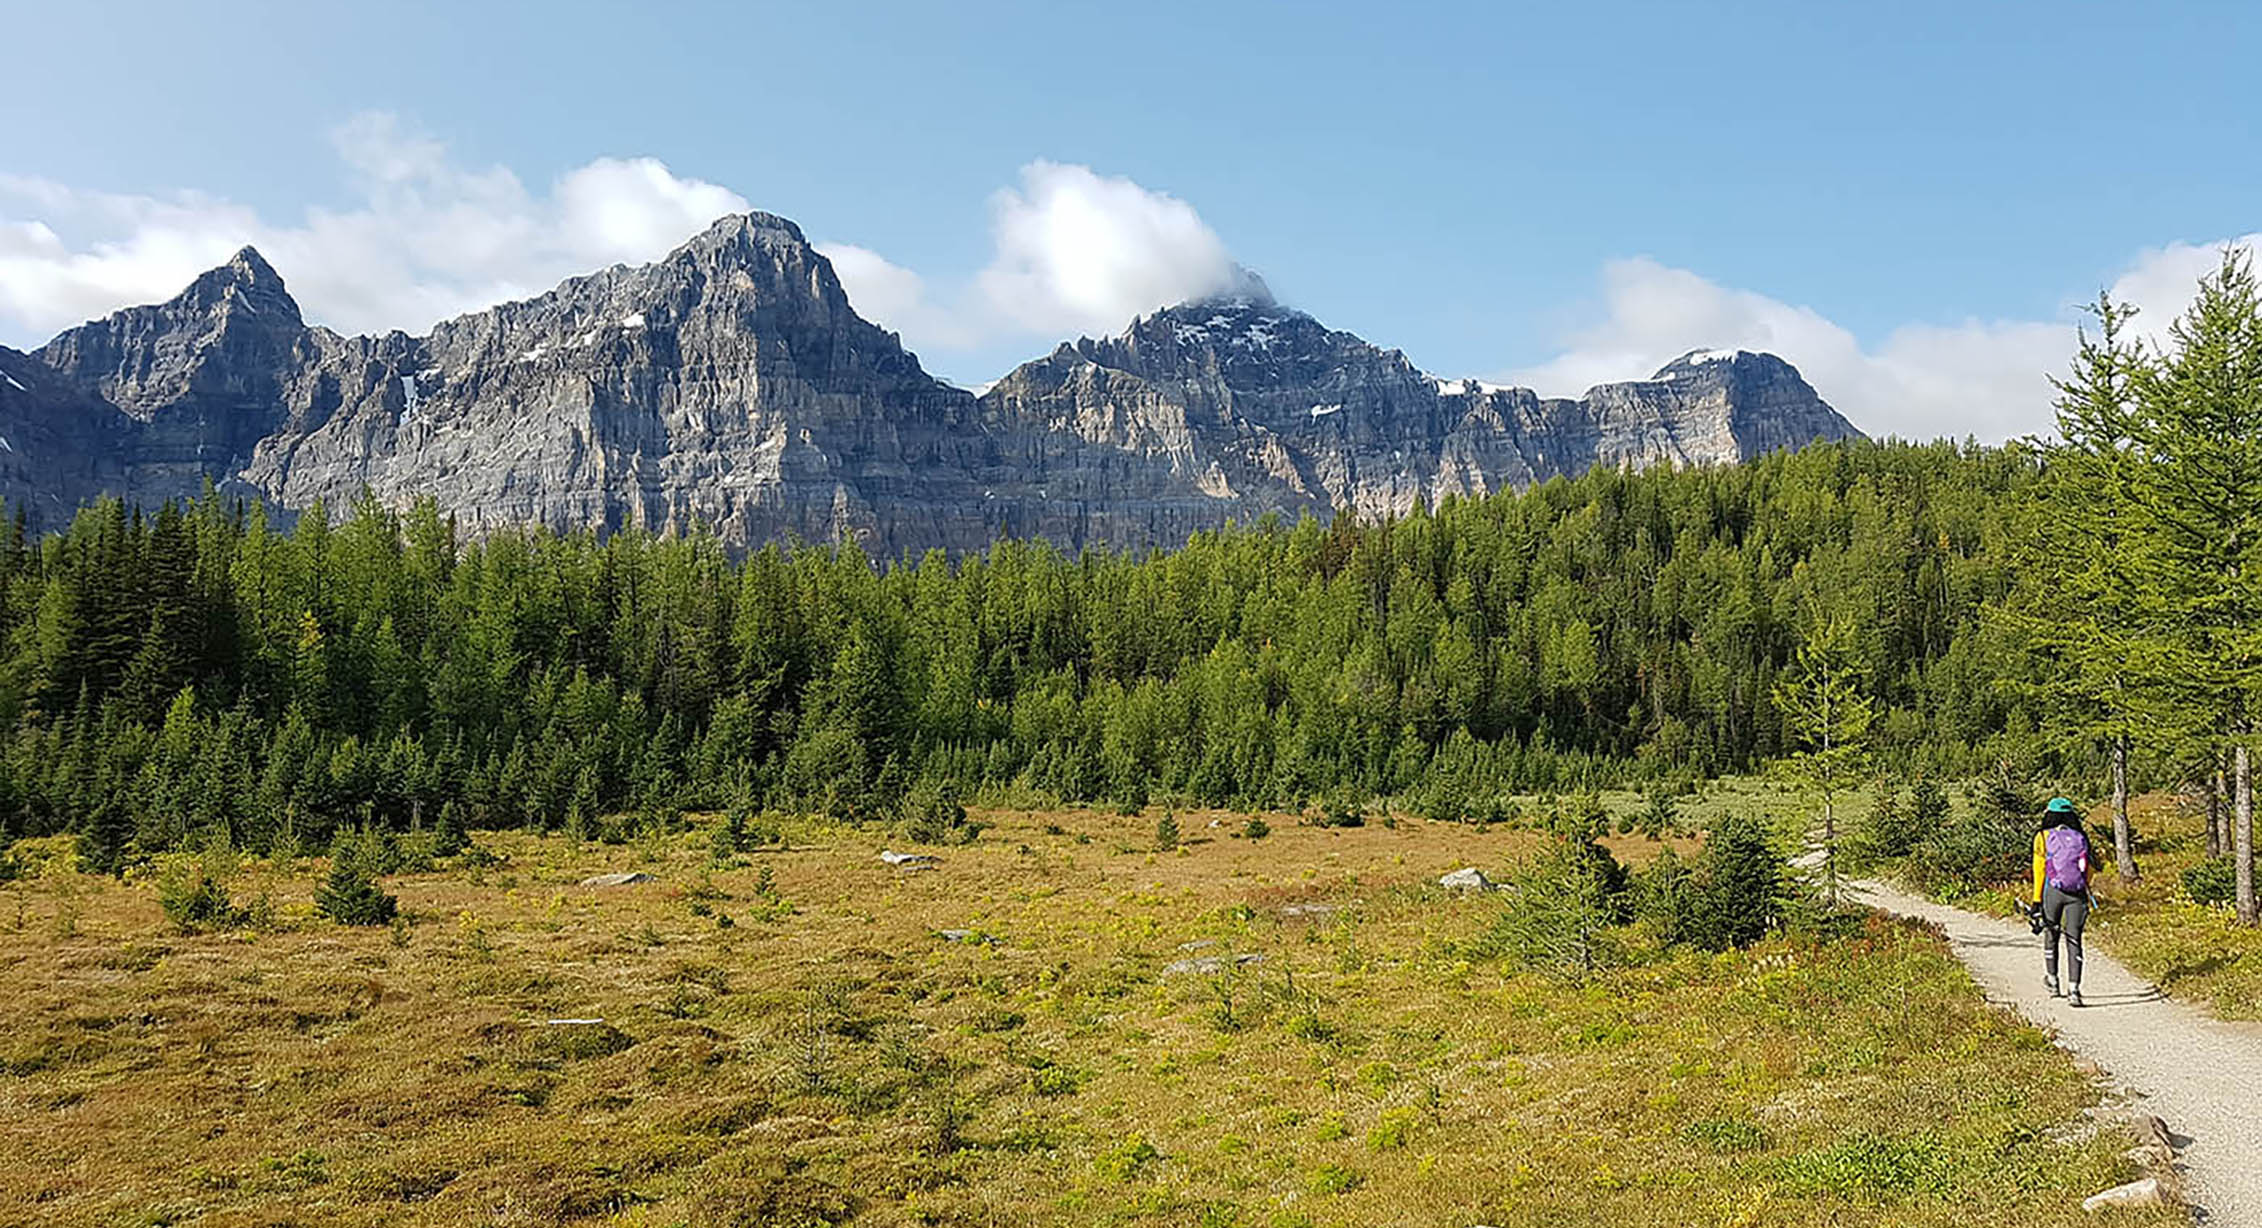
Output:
[2045, 974, 2061, 998]
[2069, 988, 2084, 1008]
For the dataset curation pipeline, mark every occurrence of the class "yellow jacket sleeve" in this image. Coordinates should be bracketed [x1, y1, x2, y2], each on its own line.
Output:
[2032, 830, 2047, 901]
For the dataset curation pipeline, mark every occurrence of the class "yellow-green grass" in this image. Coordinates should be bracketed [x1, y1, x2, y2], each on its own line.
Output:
[0, 809, 2161, 1227]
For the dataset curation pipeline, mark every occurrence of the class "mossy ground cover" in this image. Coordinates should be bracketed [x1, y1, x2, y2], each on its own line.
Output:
[0, 807, 2164, 1226]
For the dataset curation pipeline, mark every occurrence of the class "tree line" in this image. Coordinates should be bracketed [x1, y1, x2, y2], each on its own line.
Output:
[0, 439, 2036, 866]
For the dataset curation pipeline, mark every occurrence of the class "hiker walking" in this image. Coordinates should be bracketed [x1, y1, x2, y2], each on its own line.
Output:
[2030, 797, 2094, 1007]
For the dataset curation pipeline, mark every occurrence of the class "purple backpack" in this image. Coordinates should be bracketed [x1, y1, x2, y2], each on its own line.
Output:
[2044, 826, 2089, 892]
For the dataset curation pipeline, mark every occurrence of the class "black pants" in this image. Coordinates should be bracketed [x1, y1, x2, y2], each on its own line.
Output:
[2041, 883, 2089, 988]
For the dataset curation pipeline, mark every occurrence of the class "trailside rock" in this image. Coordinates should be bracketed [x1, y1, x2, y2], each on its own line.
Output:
[2127, 1114, 2174, 1153]
[1439, 867, 1498, 892]
[2081, 1177, 2170, 1213]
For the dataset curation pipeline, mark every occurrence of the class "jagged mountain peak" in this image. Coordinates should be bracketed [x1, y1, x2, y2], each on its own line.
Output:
[1651, 347, 1796, 381]
[223, 244, 281, 283]
[32, 240, 307, 421]
[673, 211, 815, 262]
[161, 244, 300, 322]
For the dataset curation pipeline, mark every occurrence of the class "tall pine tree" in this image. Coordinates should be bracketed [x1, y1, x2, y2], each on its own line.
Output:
[2125, 247, 2262, 925]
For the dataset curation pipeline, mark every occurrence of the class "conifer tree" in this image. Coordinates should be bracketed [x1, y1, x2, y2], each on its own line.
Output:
[1771, 617, 1874, 905]
[2019, 292, 2155, 880]
[2124, 248, 2262, 924]
[78, 796, 136, 878]
[316, 832, 398, 926]
[432, 799, 467, 858]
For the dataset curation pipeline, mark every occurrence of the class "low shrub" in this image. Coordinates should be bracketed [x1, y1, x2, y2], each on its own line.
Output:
[902, 780, 983, 846]
[160, 869, 247, 934]
[1776, 1131, 1955, 1202]
[1315, 793, 1366, 828]
[1366, 1105, 1421, 1150]
[1093, 1135, 1158, 1182]
[2183, 856, 2238, 907]
[1618, 790, 1678, 840]
[1907, 812, 2028, 896]
[1850, 784, 1929, 865]
[1475, 836, 1631, 982]
[1680, 1117, 1770, 1153]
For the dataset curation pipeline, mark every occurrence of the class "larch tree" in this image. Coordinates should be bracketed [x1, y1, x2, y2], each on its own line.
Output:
[1771, 615, 1875, 906]
[2124, 247, 2262, 925]
[2015, 292, 2156, 880]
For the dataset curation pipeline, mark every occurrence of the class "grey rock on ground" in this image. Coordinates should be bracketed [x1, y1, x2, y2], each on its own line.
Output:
[2081, 1177, 2170, 1213]
[579, 872, 655, 888]
[1438, 867, 1498, 892]
[1162, 952, 1265, 976]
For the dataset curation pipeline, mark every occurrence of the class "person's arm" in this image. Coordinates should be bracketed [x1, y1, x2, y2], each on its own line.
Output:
[2032, 830, 2047, 900]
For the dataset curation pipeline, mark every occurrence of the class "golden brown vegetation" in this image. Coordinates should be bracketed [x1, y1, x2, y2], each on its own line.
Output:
[0, 807, 2170, 1227]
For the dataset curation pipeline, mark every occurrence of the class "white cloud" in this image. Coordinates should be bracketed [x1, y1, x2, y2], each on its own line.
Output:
[976, 161, 1237, 337]
[0, 111, 748, 344]
[0, 183, 263, 339]
[1504, 240, 2262, 444]
[822, 161, 1240, 357]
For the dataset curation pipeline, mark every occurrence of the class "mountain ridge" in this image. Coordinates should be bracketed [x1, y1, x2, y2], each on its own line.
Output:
[0, 212, 1864, 553]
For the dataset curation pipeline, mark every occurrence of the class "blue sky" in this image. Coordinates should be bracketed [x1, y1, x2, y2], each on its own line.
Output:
[4, 0, 2258, 440]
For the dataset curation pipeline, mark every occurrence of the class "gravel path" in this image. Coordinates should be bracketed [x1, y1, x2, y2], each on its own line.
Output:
[1850, 878, 2262, 1224]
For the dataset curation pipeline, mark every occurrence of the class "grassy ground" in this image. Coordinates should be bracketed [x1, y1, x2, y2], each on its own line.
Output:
[0, 806, 2166, 1227]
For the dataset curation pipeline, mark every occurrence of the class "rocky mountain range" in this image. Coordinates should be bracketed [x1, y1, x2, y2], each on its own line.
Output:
[0, 212, 1863, 555]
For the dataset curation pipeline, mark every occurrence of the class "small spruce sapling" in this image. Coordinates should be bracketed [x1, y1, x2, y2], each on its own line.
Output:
[1621, 791, 1677, 840]
[316, 833, 399, 926]
[432, 800, 468, 859]
[79, 799, 136, 878]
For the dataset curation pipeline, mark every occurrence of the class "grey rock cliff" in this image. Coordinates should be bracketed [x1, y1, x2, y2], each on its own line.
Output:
[977, 302, 1863, 534]
[4, 213, 1863, 554]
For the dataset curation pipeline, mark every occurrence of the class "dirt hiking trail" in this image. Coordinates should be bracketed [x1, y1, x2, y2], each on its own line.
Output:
[1850, 878, 2262, 1224]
